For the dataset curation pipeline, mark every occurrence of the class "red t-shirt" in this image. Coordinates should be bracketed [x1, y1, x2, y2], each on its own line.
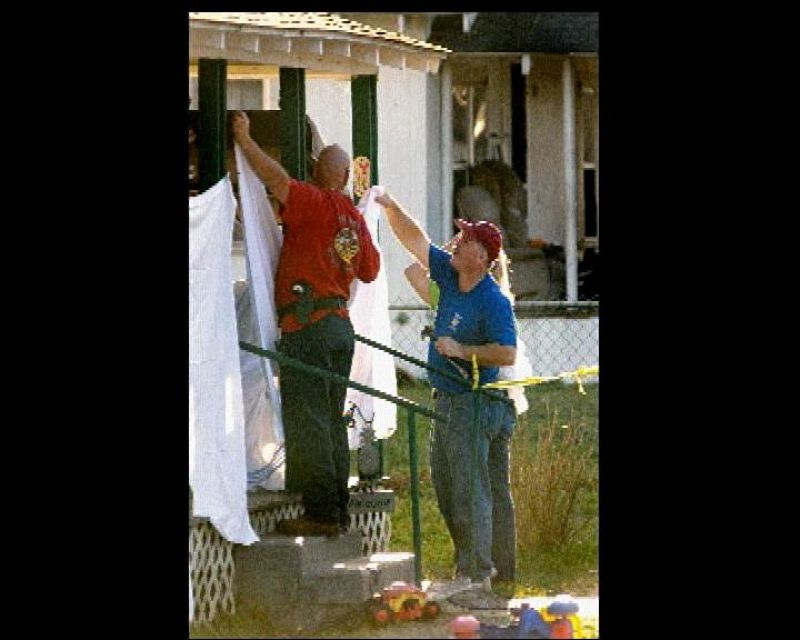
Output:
[276, 180, 380, 333]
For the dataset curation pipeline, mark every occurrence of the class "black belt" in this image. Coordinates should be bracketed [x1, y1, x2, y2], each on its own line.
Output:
[432, 387, 509, 400]
[277, 296, 347, 325]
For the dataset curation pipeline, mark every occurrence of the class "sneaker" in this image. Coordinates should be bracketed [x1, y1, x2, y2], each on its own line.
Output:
[479, 568, 498, 593]
[451, 574, 472, 589]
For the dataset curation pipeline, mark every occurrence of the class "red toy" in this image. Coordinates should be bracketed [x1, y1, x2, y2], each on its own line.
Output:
[368, 580, 441, 626]
[450, 615, 481, 638]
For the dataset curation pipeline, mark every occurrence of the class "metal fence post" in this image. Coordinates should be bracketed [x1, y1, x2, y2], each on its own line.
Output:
[407, 409, 423, 586]
[470, 391, 480, 581]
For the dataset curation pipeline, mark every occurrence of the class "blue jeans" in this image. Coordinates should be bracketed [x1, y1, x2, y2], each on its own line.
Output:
[431, 389, 516, 581]
[278, 314, 355, 526]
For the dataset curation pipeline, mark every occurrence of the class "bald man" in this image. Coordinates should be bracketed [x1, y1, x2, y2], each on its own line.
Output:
[232, 111, 380, 537]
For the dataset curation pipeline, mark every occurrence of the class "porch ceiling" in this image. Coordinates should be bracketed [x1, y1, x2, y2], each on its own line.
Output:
[429, 12, 598, 54]
[189, 12, 450, 76]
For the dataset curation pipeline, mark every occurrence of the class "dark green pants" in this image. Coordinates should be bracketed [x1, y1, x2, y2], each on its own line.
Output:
[278, 313, 354, 525]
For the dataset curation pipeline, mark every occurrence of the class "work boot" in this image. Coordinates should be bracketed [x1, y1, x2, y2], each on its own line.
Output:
[275, 516, 339, 537]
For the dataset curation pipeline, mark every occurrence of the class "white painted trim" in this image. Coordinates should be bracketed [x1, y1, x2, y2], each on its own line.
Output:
[324, 40, 351, 58]
[190, 24, 447, 75]
[403, 52, 429, 72]
[191, 45, 378, 76]
[521, 54, 532, 75]
[350, 43, 380, 67]
[291, 38, 324, 56]
[378, 46, 405, 70]
[259, 36, 291, 54]
[463, 13, 478, 33]
[191, 30, 226, 50]
[562, 58, 579, 302]
[440, 62, 453, 246]
[226, 32, 260, 53]
[189, 64, 353, 81]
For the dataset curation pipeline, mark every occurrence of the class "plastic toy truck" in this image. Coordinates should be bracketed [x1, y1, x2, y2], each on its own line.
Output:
[368, 580, 441, 626]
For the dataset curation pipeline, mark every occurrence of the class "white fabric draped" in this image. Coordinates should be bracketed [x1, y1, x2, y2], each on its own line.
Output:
[346, 186, 398, 448]
[499, 334, 534, 415]
[189, 175, 258, 545]
[234, 143, 286, 490]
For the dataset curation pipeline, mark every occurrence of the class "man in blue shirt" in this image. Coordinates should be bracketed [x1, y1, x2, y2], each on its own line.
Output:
[376, 192, 517, 591]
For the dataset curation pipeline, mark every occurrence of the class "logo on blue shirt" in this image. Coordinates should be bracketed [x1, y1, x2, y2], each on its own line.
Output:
[448, 312, 463, 332]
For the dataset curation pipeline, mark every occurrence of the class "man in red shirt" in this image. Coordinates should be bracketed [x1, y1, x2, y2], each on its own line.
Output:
[232, 111, 380, 537]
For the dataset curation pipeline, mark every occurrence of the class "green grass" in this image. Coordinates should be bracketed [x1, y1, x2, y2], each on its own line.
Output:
[384, 379, 599, 598]
[190, 379, 598, 638]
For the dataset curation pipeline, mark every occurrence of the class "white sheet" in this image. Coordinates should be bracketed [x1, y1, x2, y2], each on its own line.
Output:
[234, 143, 286, 490]
[346, 186, 398, 448]
[499, 333, 533, 415]
[189, 175, 258, 544]
[235, 281, 285, 490]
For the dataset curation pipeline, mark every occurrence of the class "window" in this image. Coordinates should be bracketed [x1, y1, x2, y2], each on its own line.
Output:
[578, 85, 599, 252]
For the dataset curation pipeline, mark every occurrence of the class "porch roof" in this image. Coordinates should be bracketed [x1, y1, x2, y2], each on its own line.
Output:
[190, 12, 450, 76]
[429, 12, 598, 54]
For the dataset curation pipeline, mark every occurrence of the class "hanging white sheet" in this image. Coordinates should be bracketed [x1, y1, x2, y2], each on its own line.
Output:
[189, 175, 258, 544]
[499, 333, 534, 416]
[234, 143, 286, 490]
[346, 186, 398, 448]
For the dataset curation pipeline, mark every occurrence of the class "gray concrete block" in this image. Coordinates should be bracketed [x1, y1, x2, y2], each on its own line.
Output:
[305, 552, 417, 604]
[233, 531, 361, 610]
[370, 552, 416, 588]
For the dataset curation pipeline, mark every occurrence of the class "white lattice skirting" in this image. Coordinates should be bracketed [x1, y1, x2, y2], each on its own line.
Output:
[189, 499, 392, 625]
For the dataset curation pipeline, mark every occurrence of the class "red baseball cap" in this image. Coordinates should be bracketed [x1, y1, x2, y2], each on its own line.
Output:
[454, 218, 502, 263]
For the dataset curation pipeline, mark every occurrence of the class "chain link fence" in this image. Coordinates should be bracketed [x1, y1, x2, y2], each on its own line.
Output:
[388, 301, 599, 383]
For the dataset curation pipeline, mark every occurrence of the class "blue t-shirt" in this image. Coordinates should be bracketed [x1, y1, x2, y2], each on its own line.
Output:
[427, 245, 517, 393]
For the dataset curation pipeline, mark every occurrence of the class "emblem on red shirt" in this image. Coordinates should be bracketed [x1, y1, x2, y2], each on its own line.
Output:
[334, 227, 360, 264]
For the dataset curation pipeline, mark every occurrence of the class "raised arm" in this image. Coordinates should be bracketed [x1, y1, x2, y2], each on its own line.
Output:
[375, 192, 431, 268]
[230, 111, 290, 205]
[404, 262, 432, 305]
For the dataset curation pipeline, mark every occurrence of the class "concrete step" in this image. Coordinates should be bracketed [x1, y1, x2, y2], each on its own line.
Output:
[306, 551, 416, 604]
[233, 535, 416, 633]
[235, 529, 363, 582]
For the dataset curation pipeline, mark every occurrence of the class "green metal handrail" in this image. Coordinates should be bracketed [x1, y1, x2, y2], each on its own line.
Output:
[240, 340, 441, 585]
[355, 334, 517, 582]
[354, 332, 514, 406]
[240, 333, 515, 585]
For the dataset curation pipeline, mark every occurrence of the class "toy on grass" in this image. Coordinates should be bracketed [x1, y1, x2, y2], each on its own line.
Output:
[484, 597, 584, 639]
[450, 614, 481, 638]
[519, 598, 581, 639]
[368, 580, 441, 626]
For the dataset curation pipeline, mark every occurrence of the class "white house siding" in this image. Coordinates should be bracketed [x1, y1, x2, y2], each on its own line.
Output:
[376, 65, 433, 306]
[305, 79, 354, 160]
[425, 71, 443, 246]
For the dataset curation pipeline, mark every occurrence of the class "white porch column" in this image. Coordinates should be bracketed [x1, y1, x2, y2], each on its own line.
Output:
[562, 58, 579, 302]
[440, 61, 453, 245]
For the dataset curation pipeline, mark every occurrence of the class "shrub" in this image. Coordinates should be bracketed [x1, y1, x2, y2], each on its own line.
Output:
[512, 393, 598, 553]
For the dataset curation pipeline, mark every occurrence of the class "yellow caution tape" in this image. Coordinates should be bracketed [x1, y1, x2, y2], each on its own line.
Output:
[482, 365, 598, 395]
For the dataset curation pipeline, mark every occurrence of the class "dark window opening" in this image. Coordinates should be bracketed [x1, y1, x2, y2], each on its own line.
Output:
[510, 63, 527, 184]
[583, 168, 597, 237]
